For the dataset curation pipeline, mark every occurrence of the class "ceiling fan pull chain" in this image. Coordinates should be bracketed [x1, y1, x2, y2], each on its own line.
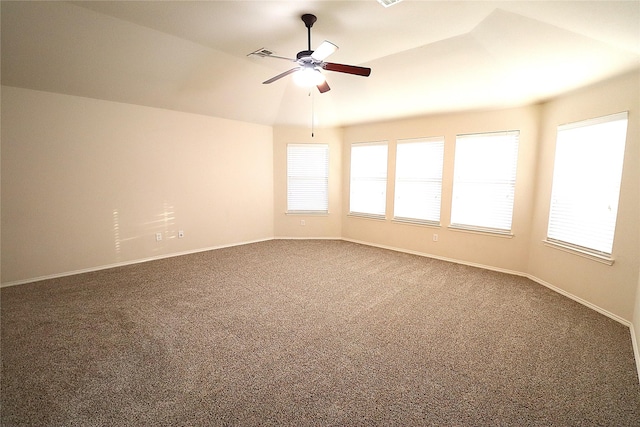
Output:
[310, 90, 315, 138]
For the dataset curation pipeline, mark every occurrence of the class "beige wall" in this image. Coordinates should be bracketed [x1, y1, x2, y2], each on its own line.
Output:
[636, 145, 640, 370]
[1, 86, 274, 284]
[635, 271, 640, 373]
[341, 106, 540, 274]
[273, 126, 342, 239]
[2, 72, 639, 329]
[528, 71, 640, 321]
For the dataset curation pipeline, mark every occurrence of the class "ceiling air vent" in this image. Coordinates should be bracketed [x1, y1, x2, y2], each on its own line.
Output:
[247, 48, 274, 58]
[377, 0, 403, 7]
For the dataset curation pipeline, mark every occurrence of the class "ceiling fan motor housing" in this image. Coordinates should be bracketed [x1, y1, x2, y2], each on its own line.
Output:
[296, 50, 315, 60]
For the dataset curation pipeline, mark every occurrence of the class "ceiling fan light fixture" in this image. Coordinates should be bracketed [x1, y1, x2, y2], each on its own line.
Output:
[293, 67, 326, 87]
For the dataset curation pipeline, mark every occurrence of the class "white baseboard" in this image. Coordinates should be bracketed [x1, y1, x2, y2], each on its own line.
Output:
[274, 236, 343, 241]
[342, 237, 631, 327]
[524, 274, 630, 327]
[631, 324, 640, 384]
[342, 237, 525, 277]
[0, 237, 273, 288]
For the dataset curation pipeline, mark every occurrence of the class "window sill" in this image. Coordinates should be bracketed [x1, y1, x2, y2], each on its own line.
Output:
[448, 224, 513, 238]
[286, 211, 329, 216]
[348, 212, 386, 221]
[542, 240, 614, 266]
[392, 218, 440, 228]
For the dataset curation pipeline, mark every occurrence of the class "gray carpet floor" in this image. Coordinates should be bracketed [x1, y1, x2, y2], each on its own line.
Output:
[1, 239, 639, 426]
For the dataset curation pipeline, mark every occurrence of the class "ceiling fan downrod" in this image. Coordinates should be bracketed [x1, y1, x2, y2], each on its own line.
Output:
[301, 14, 317, 53]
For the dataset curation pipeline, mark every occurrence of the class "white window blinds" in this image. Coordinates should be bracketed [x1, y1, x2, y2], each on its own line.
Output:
[394, 137, 444, 224]
[287, 144, 329, 213]
[349, 142, 388, 218]
[547, 112, 628, 256]
[451, 131, 519, 233]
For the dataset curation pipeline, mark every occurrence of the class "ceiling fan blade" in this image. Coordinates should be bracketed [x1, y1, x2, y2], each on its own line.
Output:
[311, 41, 338, 61]
[263, 67, 300, 84]
[317, 80, 330, 93]
[323, 62, 371, 77]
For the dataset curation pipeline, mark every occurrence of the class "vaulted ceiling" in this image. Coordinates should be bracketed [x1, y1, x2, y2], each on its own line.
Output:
[2, 1, 639, 127]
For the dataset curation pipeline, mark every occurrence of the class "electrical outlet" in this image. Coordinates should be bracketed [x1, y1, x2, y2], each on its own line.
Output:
[433, 233, 438, 242]
[156, 232, 163, 242]
[178, 230, 184, 238]
[300, 220, 306, 226]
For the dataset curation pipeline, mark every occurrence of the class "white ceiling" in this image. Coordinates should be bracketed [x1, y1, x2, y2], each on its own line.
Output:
[2, 1, 639, 127]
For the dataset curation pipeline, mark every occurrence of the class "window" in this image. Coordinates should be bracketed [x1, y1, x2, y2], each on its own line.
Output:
[450, 131, 519, 234]
[349, 142, 388, 218]
[546, 112, 628, 258]
[393, 137, 444, 224]
[287, 144, 329, 213]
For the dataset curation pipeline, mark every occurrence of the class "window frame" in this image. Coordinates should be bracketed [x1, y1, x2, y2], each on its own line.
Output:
[349, 141, 389, 220]
[449, 130, 520, 236]
[544, 111, 628, 263]
[286, 143, 329, 215]
[392, 136, 445, 226]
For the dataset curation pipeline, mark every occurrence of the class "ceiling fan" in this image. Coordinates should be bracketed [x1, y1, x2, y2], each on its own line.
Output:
[249, 13, 371, 93]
